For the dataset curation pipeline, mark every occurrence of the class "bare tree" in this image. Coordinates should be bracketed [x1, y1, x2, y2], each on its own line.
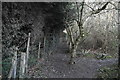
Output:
[64, 1, 110, 64]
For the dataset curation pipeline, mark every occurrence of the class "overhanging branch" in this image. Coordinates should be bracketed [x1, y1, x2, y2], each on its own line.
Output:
[92, 2, 109, 14]
[74, 2, 110, 46]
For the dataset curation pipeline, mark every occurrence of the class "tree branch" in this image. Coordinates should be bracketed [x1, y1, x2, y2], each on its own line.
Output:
[92, 2, 109, 14]
[74, 2, 110, 46]
[82, 2, 110, 27]
[84, 3, 95, 11]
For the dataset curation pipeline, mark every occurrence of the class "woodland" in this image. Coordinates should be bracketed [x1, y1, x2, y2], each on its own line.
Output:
[2, 1, 119, 78]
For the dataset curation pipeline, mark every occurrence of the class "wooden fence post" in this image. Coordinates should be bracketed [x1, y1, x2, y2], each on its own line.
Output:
[26, 33, 31, 75]
[13, 47, 18, 78]
[8, 47, 18, 79]
[19, 52, 26, 78]
[8, 57, 14, 79]
[38, 42, 41, 59]
[43, 36, 46, 59]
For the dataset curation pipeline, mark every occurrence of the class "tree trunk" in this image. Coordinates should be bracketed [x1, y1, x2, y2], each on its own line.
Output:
[69, 2, 84, 64]
[118, 1, 120, 70]
[69, 44, 78, 64]
[69, 35, 85, 64]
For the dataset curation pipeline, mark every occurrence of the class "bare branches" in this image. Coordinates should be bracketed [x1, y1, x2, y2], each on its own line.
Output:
[92, 2, 109, 14]
[65, 26, 74, 45]
[82, 2, 110, 27]
[64, 1, 116, 64]
[74, 2, 110, 46]
[109, 1, 118, 10]
[84, 3, 95, 11]
[76, 1, 85, 38]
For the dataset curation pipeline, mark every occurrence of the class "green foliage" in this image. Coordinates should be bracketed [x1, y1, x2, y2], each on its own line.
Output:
[95, 54, 112, 60]
[2, 2, 37, 77]
[28, 54, 38, 68]
[2, 2, 118, 78]
[2, 57, 12, 77]
[97, 65, 119, 78]
[81, 52, 96, 58]
[80, 50, 113, 59]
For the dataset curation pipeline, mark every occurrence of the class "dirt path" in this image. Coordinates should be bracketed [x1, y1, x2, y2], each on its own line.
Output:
[28, 43, 118, 78]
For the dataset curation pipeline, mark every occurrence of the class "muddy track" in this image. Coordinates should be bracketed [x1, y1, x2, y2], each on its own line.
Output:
[28, 43, 118, 78]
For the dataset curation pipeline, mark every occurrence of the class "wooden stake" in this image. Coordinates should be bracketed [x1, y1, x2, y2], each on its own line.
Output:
[19, 52, 26, 78]
[8, 47, 18, 79]
[8, 57, 14, 79]
[13, 47, 18, 78]
[43, 36, 46, 58]
[26, 33, 31, 75]
[38, 42, 41, 59]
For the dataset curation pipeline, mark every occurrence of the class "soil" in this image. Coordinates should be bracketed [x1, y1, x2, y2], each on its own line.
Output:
[28, 42, 118, 78]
